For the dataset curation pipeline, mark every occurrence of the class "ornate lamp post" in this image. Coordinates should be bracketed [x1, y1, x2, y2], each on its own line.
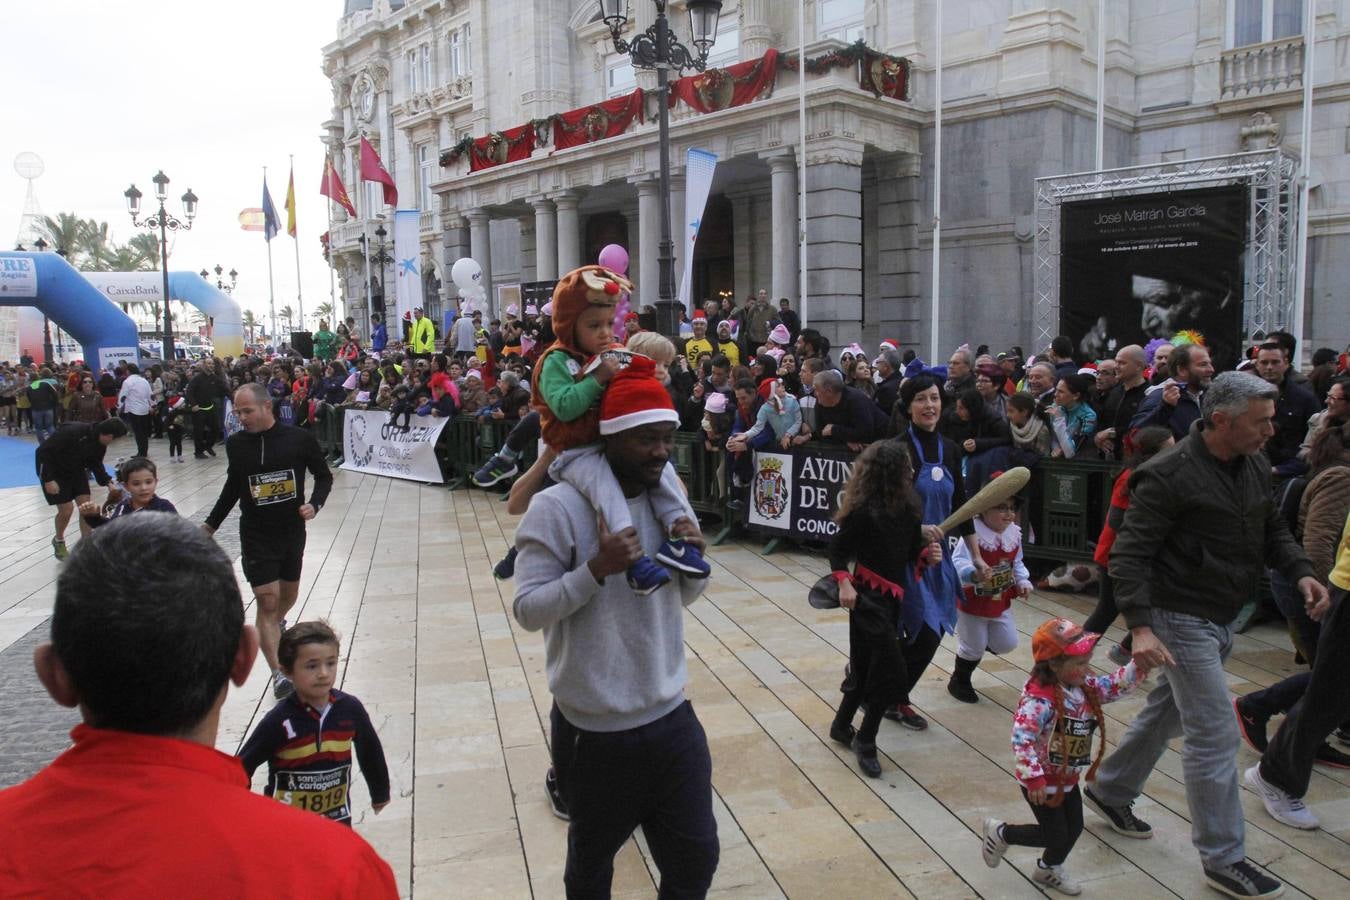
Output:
[357, 224, 394, 317]
[599, 0, 722, 335]
[197, 265, 236, 342]
[125, 171, 198, 361]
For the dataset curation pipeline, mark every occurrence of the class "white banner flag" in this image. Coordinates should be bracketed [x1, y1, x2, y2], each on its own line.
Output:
[341, 408, 448, 483]
[393, 209, 423, 326]
[677, 149, 718, 315]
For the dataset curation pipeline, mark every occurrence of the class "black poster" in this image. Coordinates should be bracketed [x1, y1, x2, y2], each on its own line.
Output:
[744, 446, 855, 538]
[1060, 186, 1247, 371]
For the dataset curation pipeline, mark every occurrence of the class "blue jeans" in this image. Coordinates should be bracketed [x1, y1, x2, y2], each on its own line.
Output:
[31, 408, 55, 443]
[1090, 608, 1244, 869]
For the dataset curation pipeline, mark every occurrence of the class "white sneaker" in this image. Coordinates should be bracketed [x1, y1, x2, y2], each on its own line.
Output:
[1033, 862, 1082, 895]
[981, 818, 1008, 868]
[1244, 765, 1318, 830]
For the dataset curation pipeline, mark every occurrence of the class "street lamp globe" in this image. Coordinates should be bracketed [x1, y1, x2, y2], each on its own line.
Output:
[181, 187, 198, 221]
[687, 0, 723, 54]
[124, 184, 143, 217]
[200, 268, 210, 280]
[597, 0, 627, 30]
[152, 170, 170, 202]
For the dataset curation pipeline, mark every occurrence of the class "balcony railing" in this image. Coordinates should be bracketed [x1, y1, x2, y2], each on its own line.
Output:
[1221, 36, 1304, 100]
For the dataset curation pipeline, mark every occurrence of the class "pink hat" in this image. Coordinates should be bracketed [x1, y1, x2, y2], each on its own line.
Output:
[704, 391, 728, 414]
[524, 304, 539, 316]
[765, 347, 785, 363]
[768, 323, 791, 346]
[540, 301, 553, 316]
[505, 304, 519, 317]
[844, 343, 865, 359]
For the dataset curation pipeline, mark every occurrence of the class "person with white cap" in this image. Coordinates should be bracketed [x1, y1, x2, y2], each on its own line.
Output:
[714, 319, 740, 366]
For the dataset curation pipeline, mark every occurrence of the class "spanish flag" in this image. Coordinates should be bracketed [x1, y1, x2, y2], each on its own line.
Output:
[285, 164, 298, 238]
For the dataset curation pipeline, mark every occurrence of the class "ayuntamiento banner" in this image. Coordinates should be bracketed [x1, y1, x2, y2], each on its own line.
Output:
[1060, 186, 1247, 371]
[744, 446, 855, 538]
[342, 409, 448, 483]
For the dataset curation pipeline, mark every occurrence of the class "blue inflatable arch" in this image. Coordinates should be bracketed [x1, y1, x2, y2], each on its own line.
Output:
[0, 252, 140, 371]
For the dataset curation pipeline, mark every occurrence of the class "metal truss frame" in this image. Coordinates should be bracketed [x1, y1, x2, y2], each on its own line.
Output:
[1033, 149, 1298, 350]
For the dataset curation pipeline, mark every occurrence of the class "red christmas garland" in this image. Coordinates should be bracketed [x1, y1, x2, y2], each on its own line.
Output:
[467, 124, 535, 172]
[553, 89, 645, 150]
[670, 49, 779, 114]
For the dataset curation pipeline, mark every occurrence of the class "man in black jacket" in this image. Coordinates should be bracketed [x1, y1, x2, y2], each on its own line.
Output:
[35, 418, 127, 558]
[1253, 342, 1319, 479]
[185, 364, 223, 458]
[1093, 344, 1150, 459]
[874, 349, 904, 418]
[203, 383, 333, 700]
[812, 370, 890, 446]
[1085, 372, 1326, 900]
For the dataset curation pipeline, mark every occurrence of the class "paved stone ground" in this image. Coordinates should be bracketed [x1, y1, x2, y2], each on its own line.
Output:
[0, 618, 78, 788]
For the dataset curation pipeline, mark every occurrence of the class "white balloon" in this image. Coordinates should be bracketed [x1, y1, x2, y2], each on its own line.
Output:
[451, 257, 482, 291]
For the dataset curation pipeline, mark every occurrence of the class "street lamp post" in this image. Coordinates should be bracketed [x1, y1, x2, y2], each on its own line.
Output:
[125, 170, 198, 362]
[358, 225, 393, 321]
[600, 0, 723, 336]
[31, 238, 55, 365]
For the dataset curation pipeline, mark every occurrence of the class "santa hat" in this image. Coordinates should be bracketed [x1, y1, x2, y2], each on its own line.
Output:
[625, 311, 640, 324]
[879, 338, 899, 351]
[768, 323, 791, 345]
[704, 392, 728, 414]
[1077, 366, 1098, 378]
[692, 309, 707, 321]
[599, 356, 678, 435]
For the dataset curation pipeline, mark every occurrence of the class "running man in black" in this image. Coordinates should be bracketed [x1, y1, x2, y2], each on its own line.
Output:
[203, 383, 333, 699]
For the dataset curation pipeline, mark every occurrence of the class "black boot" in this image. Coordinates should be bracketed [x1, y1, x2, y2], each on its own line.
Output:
[852, 735, 882, 778]
[947, 656, 980, 704]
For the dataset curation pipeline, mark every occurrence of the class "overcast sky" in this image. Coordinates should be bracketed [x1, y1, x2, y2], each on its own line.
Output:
[1, 1, 341, 330]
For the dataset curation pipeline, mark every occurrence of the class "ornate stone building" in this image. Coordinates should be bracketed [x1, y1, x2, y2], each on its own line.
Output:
[323, 0, 1346, 354]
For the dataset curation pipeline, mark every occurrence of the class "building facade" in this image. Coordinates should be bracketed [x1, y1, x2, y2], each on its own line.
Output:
[323, 0, 1347, 356]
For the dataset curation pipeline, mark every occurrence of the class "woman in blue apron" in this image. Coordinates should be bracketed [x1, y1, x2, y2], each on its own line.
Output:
[884, 374, 992, 729]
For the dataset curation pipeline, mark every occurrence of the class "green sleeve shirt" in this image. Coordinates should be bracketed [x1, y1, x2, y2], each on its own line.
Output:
[538, 352, 603, 422]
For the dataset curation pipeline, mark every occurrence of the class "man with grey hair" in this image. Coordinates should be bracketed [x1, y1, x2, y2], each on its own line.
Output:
[874, 348, 904, 416]
[1024, 361, 1057, 404]
[812, 369, 890, 446]
[1085, 371, 1327, 900]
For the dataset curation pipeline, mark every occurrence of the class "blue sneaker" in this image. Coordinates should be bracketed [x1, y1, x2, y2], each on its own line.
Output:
[473, 454, 519, 487]
[656, 538, 711, 578]
[626, 556, 672, 595]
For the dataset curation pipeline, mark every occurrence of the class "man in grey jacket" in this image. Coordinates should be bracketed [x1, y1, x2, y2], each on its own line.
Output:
[513, 362, 717, 898]
[1086, 371, 1327, 900]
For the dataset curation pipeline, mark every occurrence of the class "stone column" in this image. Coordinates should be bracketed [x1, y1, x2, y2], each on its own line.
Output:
[766, 151, 798, 303]
[554, 191, 581, 275]
[805, 142, 864, 346]
[728, 190, 754, 302]
[873, 154, 922, 343]
[467, 210, 493, 310]
[739, 0, 775, 60]
[530, 196, 557, 282]
[667, 173, 685, 304]
[632, 176, 661, 308]
[441, 213, 470, 314]
[517, 215, 537, 285]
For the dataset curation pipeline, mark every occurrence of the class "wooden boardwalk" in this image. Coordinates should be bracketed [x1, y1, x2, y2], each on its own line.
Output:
[1, 440, 1347, 898]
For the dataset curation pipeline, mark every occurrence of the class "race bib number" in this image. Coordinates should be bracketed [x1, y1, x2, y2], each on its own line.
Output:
[249, 470, 297, 505]
[275, 766, 351, 820]
[973, 561, 1016, 597]
[1047, 715, 1095, 768]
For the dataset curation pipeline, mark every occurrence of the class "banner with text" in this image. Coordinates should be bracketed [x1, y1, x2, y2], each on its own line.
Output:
[678, 148, 718, 315]
[744, 445, 855, 539]
[1060, 186, 1247, 371]
[341, 409, 448, 483]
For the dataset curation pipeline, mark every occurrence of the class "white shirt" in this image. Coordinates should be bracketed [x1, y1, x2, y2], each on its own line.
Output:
[118, 374, 152, 415]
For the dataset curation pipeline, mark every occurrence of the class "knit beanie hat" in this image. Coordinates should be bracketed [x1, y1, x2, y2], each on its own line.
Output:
[768, 323, 790, 345]
[704, 391, 728, 414]
[599, 355, 678, 435]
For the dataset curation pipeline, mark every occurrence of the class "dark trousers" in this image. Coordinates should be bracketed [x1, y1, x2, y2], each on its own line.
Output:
[150, 402, 164, 437]
[125, 412, 151, 457]
[167, 428, 184, 457]
[552, 701, 719, 900]
[1261, 587, 1350, 798]
[192, 409, 216, 455]
[1083, 575, 1133, 655]
[504, 410, 541, 454]
[1003, 785, 1084, 866]
[897, 625, 942, 707]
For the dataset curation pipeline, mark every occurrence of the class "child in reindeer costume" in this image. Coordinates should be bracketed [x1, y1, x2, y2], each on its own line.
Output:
[525, 264, 710, 594]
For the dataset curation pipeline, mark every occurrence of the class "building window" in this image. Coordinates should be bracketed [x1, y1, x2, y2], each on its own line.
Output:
[406, 49, 420, 94]
[1232, 0, 1302, 47]
[605, 54, 636, 97]
[818, 0, 865, 43]
[449, 25, 471, 77]
[705, 20, 740, 68]
[420, 44, 433, 88]
[463, 24, 472, 74]
[418, 142, 434, 211]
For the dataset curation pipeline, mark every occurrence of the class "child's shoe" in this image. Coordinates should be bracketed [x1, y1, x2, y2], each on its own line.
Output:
[656, 538, 711, 578]
[981, 818, 1008, 868]
[627, 556, 672, 595]
[1032, 862, 1082, 895]
[1108, 643, 1131, 667]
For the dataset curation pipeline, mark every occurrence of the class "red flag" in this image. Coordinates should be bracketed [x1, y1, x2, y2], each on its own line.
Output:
[320, 154, 357, 217]
[358, 136, 398, 208]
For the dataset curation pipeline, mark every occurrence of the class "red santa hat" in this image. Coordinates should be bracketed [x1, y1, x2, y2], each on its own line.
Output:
[599, 356, 679, 435]
[692, 309, 707, 321]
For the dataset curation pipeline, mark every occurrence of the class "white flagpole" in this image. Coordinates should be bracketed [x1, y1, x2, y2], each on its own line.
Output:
[1292, 0, 1315, 350]
[265, 166, 278, 347]
[1095, 0, 1106, 173]
[798, 0, 809, 328]
[291, 154, 304, 328]
[929, 0, 943, 362]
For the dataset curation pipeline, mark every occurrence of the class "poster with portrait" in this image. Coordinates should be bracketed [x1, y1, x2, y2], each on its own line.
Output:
[1060, 186, 1247, 371]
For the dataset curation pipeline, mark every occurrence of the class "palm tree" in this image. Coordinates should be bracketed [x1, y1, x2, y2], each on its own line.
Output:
[279, 305, 295, 332]
[36, 213, 87, 261]
[127, 233, 161, 270]
[313, 302, 334, 324]
[78, 220, 112, 270]
[241, 309, 259, 344]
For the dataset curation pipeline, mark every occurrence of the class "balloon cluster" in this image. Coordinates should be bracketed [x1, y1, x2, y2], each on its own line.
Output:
[451, 257, 487, 313]
[597, 243, 631, 332]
